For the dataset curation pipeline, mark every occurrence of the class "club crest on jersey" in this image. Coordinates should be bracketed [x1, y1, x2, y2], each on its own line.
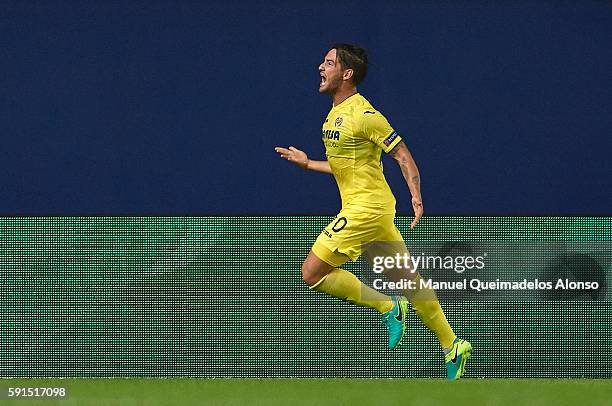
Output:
[334, 117, 343, 127]
[383, 131, 399, 147]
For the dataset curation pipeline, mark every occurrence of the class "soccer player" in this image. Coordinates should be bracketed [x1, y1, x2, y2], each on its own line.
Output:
[275, 44, 471, 380]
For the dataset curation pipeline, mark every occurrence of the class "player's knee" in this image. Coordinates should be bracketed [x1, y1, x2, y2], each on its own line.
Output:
[301, 263, 323, 286]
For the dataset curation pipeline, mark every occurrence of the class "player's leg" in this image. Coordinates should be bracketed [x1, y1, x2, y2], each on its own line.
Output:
[302, 248, 394, 315]
[376, 221, 456, 348]
[378, 217, 472, 378]
[304, 212, 408, 349]
[302, 249, 407, 349]
[399, 271, 458, 352]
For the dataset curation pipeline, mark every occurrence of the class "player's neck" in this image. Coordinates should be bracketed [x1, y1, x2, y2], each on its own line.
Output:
[331, 86, 358, 107]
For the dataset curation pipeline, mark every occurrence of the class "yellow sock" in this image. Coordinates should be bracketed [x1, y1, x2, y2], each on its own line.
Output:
[405, 274, 456, 349]
[411, 299, 456, 349]
[310, 268, 393, 314]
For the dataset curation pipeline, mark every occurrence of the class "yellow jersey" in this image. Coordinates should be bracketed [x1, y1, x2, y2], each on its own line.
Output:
[321, 93, 402, 214]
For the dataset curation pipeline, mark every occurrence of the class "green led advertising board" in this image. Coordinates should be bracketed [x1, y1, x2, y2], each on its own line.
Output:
[1, 216, 610, 378]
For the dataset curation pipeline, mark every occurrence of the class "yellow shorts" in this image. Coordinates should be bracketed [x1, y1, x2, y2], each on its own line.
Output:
[311, 208, 406, 267]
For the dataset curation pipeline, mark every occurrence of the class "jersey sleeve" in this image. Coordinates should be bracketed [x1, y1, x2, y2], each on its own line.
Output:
[358, 110, 402, 153]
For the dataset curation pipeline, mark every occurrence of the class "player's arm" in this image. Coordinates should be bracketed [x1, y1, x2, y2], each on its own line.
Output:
[359, 110, 424, 228]
[274, 146, 332, 174]
[389, 141, 423, 229]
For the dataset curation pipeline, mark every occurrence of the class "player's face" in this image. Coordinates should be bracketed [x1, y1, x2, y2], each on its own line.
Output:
[318, 49, 344, 93]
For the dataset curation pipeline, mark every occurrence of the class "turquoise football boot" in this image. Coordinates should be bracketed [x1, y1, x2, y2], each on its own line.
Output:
[445, 338, 472, 380]
[381, 296, 408, 350]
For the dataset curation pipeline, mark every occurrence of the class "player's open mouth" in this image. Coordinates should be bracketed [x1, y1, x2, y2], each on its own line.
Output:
[320, 74, 326, 86]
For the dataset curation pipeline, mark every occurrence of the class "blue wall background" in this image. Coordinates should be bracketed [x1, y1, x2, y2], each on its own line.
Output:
[1, 1, 610, 215]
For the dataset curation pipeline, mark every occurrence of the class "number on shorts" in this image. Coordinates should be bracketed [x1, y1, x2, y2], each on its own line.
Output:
[332, 217, 347, 232]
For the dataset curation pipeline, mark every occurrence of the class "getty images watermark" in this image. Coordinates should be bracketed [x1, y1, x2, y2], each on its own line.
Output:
[361, 241, 608, 299]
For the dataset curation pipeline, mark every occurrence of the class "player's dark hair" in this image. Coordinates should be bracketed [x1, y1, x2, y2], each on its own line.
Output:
[329, 43, 368, 86]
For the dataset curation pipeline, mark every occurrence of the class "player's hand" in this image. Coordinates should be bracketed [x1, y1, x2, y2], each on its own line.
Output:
[411, 197, 423, 229]
[274, 146, 309, 170]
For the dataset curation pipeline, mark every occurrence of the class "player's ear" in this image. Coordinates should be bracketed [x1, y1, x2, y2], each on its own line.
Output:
[343, 69, 354, 81]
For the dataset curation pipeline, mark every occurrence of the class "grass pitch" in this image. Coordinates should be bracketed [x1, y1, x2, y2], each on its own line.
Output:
[0, 378, 610, 405]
